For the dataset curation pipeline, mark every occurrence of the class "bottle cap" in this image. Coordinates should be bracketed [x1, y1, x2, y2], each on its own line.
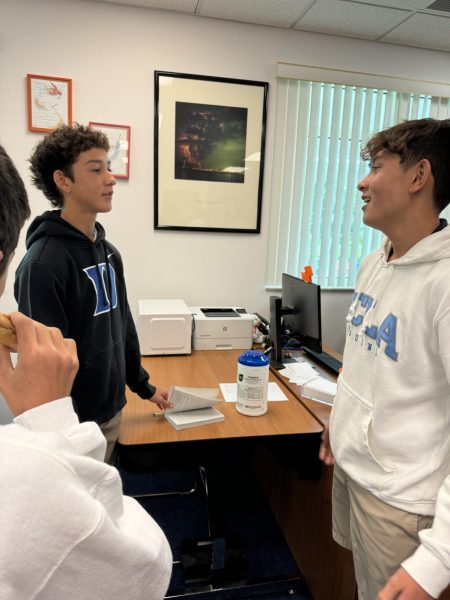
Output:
[238, 349, 269, 366]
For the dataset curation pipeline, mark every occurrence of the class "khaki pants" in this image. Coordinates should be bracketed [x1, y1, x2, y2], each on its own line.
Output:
[332, 464, 433, 600]
[99, 410, 122, 465]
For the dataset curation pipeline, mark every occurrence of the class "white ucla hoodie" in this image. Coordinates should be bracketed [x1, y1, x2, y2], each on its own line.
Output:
[330, 226, 450, 598]
[0, 398, 172, 600]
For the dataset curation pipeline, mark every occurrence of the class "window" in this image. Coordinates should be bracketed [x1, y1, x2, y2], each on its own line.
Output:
[266, 65, 450, 289]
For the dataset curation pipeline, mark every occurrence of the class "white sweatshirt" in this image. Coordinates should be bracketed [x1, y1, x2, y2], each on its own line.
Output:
[330, 226, 450, 598]
[0, 397, 172, 600]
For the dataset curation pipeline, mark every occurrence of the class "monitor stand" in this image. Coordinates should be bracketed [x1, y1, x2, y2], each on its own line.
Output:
[269, 296, 295, 370]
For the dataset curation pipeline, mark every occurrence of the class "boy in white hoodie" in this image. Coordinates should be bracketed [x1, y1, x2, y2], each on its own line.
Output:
[0, 144, 172, 599]
[320, 118, 450, 600]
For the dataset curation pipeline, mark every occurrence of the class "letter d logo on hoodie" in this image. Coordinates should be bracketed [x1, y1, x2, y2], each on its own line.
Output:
[83, 262, 118, 316]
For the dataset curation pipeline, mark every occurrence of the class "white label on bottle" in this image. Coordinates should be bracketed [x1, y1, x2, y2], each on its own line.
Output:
[236, 363, 269, 416]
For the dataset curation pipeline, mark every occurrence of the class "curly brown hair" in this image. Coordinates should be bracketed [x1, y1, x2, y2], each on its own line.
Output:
[0, 145, 30, 276]
[29, 123, 110, 208]
[361, 118, 450, 212]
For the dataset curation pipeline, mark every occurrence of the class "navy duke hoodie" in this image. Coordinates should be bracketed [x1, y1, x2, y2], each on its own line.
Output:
[14, 210, 155, 423]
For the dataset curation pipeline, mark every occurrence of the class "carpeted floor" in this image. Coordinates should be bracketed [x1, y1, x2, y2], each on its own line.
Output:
[118, 450, 313, 600]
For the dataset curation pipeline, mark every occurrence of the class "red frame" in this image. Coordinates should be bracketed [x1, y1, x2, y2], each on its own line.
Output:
[27, 73, 72, 132]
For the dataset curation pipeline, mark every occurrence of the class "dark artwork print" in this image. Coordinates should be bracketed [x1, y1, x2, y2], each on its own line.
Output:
[175, 102, 248, 183]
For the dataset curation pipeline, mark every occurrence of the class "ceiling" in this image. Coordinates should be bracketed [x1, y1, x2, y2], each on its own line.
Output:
[82, 0, 450, 53]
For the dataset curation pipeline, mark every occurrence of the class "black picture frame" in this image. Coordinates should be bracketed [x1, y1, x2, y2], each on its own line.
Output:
[154, 71, 268, 233]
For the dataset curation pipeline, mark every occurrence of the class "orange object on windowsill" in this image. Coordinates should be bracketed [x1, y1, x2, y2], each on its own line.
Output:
[301, 265, 313, 283]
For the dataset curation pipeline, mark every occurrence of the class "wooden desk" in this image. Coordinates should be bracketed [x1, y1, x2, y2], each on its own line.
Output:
[119, 350, 322, 446]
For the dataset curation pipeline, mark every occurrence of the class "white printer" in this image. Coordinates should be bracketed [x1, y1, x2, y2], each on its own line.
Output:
[189, 307, 254, 350]
[137, 299, 192, 355]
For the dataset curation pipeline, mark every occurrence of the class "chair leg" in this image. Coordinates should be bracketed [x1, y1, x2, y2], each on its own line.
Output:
[131, 481, 197, 499]
[128, 465, 207, 501]
[198, 465, 211, 537]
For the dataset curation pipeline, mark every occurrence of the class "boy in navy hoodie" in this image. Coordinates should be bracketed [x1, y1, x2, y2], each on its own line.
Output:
[15, 124, 171, 463]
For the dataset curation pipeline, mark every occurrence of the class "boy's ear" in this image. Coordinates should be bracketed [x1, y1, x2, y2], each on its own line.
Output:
[0, 250, 14, 270]
[53, 170, 71, 193]
[410, 159, 432, 193]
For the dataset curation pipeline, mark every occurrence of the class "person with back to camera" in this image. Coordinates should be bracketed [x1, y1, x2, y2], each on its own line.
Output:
[319, 118, 450, 599]
[0, 143, 172, 599]
[14, 123, 171, 464]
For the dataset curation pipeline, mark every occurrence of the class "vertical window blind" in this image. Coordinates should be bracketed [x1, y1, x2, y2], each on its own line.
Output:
[266, 74, 450, 289]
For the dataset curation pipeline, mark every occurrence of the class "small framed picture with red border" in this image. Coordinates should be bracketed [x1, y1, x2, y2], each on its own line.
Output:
[27, 73, 72, 133]
[89, 122, 131, 179]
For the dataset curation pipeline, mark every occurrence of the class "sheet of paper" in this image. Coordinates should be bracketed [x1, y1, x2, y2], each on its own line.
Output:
[278, 361, 319, 385]
[166, 386, 220, 413]
[267, 382, 288, 400]
[219, 382, 288, 402]
[219, 383, 237, 402]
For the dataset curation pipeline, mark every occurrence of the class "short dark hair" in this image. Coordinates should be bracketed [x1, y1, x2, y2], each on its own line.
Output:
[361, 118, 450, 212]
[29, 123, 110, 208]
[0, 145, 31, 277]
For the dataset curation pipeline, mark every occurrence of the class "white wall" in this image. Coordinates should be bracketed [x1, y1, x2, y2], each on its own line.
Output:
[1, 0, 449, 353]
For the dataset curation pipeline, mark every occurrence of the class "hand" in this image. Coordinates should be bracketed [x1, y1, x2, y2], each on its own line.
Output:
[147, 387, 172, 411]
[319, 425, 335, 465]
[0, 312, 79, 416]
[377, 567, 434, 600]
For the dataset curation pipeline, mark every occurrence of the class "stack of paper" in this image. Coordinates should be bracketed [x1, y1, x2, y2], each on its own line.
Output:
[278, 358, 337, 405]
[301, 377, 337, 405]
[165, 386, 224, 430]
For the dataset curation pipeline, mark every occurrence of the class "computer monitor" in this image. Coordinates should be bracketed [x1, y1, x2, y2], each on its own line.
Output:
[269, 273, 322, 369]
[282, 273, 322, 353]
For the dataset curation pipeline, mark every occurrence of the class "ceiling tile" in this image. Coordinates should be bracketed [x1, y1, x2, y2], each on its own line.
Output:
[295, 0, 412, 39]
[382, 12, 450, 51]
[198, 0, 313, 28]
[78, 0, 450, 52]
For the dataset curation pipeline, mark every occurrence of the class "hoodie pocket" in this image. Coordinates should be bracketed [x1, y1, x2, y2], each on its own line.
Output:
[73, 341, 126, 421]
[331, 378, 394, 476]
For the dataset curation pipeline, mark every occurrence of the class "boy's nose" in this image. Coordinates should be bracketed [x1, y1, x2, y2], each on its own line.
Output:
[357, 177, 367, 192]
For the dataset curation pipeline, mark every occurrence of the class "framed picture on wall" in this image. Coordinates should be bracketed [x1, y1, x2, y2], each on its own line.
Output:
[89, 122, 131, 179]
[154, 71, 268, 233]
[27, 74, 72, 133]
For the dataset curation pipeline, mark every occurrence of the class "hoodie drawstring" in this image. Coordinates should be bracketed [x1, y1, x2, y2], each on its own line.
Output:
[102, 241, 113, 309]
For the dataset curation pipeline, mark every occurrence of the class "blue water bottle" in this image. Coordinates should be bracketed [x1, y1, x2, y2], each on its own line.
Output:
[236, 350, 269, 416]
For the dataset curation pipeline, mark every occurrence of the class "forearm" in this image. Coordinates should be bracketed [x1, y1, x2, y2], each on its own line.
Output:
[125, 346, 155, 398]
